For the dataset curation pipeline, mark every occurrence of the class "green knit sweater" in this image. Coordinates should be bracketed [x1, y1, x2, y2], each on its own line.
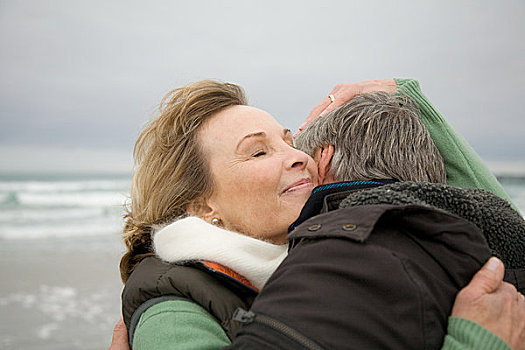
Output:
[395, 78, 515, 210]
[131, 79, 513, 350]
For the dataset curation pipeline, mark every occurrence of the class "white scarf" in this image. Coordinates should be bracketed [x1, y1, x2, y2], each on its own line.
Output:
[153, 216, 288, 290]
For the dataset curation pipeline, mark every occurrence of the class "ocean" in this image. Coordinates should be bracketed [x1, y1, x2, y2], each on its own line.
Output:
[0, 174, 131, 349]
[0, 174, 130, 241]
[1, 174, 523, 242]
[0, 173, 524, 349]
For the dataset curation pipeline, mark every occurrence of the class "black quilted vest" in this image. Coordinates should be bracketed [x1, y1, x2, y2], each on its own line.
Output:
[122, 256, 257, 345]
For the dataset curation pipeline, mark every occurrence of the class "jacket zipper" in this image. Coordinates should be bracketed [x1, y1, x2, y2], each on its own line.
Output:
[232, 308, 325, 350]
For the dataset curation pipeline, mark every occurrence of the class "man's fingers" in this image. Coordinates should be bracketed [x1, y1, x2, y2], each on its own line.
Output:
[297, 79, 397, 136]
[318, 84, 363, 117]
[319, 99, 343, 117]
[300, 85, 343, 132]
[466, 257, 505, 296]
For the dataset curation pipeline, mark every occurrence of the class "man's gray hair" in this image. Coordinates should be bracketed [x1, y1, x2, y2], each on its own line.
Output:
[295, 92, 446, 183]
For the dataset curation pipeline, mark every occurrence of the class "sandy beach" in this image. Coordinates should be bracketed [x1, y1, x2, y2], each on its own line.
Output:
[0, 234, 125, 350]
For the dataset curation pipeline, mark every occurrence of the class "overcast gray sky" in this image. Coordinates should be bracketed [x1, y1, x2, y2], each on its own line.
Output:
[1, 0, 524, 174]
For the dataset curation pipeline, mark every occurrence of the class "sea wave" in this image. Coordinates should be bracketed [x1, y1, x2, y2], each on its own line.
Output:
[0, 175, 130, 240]
[0, 220, 123, 240]
[0, 175, 522, 240]
[13, 191, 127, 208]
[0, 192, 17, 205]
[0, 179, 129, 193]
[0, 207, 117, 223]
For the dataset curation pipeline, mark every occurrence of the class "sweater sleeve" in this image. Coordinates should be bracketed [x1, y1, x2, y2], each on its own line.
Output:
[132, 300, 231, 350]
[441, 317, 511, 350]
[394, 78, 516, 210]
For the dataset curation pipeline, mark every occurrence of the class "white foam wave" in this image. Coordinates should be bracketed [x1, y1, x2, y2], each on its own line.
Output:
[0, 179, 130, 193]
[1, 285, 113, 336]
[15, 191, 127, 207]
[0, 207, 118, 223]
[0, 219, 122, 240]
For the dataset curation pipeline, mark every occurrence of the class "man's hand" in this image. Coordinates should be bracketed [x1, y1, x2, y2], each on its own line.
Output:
[451, 257, 525, 350]
[109, 316, 130, 350]
[295, 79, 398, 136]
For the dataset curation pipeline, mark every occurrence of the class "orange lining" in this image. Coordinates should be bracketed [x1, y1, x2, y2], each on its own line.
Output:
[201, 261, 259, 292]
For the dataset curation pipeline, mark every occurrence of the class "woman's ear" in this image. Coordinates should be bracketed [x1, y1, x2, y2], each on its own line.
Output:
[317, 144, 336, 185]
[186, 197, 220, 223]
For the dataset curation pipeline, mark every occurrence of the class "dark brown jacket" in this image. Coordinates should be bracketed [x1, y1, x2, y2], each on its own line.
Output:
[231, 188, 492, 349]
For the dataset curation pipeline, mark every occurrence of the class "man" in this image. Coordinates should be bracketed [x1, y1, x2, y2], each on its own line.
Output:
[228, 91, 525, 349]
[296, 90, 524, 286]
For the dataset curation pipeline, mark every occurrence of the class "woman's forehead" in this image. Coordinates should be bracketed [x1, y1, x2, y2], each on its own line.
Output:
[204, 105, 284, 139]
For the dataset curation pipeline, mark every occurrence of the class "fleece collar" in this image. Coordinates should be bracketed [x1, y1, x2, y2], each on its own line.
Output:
[153, 217, 288, 290]
[338, 181, 525, 269]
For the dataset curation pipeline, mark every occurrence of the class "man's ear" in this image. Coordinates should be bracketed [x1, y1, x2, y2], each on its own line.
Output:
[317, 144, 336, 185]
[186, 197, 220, 223]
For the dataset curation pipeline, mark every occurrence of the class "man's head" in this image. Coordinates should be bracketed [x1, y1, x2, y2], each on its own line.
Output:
[295, 92, 446, 184]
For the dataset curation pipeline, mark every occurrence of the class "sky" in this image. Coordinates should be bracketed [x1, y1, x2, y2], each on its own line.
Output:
[0, 0, 524, 174]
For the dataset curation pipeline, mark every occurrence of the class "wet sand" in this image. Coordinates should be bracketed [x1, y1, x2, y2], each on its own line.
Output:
[0, 235, 125, 350]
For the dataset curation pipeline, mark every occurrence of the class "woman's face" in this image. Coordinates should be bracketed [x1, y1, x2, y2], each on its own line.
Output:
[198, 105, 318, 244]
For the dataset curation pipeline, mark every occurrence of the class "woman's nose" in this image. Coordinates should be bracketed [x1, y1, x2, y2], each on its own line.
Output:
[286, 148, 309, 171]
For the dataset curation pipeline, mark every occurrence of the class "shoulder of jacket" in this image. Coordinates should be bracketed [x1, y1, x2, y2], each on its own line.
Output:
[289, 204, 476, 243]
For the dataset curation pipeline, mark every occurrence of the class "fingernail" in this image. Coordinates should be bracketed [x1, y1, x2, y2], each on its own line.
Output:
[319, 110, 327, 117]
[485, 257, 500, 271]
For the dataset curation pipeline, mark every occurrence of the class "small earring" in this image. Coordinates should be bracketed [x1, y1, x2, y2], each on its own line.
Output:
[211, 218, 221, 226]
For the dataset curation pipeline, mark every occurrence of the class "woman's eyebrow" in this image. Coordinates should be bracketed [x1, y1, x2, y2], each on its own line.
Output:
[236, 131, 266, 150]
[236, 129, 292, 150]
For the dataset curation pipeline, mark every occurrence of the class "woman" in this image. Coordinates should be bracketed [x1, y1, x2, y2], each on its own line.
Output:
[117, 79, 524, 349]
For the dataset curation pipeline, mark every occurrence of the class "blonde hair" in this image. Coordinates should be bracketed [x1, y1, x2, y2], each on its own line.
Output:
[120, 80, 247, 283]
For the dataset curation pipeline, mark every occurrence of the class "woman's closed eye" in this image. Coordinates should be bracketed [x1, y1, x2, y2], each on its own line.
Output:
[252, 150, 267, 157]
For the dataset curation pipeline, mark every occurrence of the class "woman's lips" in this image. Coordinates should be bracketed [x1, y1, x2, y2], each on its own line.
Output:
[282, 178, 313, 194]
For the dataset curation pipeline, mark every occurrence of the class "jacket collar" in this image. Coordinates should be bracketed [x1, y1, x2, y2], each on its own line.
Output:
[289, 179, 398, 232]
